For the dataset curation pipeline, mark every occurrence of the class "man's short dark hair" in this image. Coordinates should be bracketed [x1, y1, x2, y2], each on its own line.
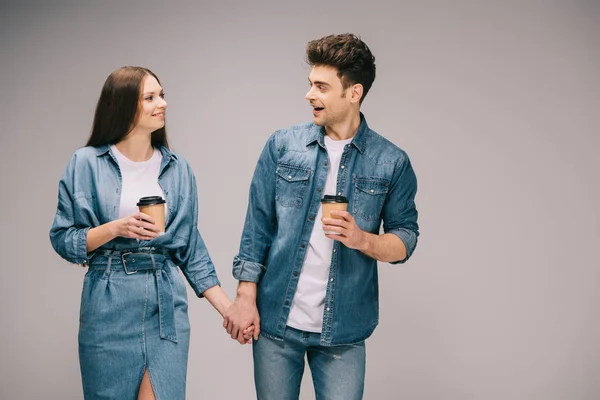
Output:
[306, 33, 376, 103]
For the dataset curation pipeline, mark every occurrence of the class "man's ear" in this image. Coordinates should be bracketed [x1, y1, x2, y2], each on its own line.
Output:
[350, 83, 363, 104]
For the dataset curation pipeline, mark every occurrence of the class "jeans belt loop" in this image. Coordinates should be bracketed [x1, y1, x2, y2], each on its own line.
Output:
[104, 255, 112, 274]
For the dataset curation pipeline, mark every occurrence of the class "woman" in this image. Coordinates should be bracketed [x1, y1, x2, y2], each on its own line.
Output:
[50, 66, 251, 399]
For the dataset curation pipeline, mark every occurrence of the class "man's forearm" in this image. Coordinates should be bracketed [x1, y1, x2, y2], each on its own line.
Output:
[236, 281, 258, 302]
[358, 232, 407, 263]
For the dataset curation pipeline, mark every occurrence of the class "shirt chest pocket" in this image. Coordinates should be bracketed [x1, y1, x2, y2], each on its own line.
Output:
[352, 177, 389, 222]
[275, 164, 311, 208]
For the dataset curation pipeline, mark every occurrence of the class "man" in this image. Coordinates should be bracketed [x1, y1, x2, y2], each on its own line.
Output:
[224, 33, 419, 399]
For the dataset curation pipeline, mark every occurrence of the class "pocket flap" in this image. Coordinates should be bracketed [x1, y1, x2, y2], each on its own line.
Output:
[276, 165, 311, 182]
[354, 177, 389, 195]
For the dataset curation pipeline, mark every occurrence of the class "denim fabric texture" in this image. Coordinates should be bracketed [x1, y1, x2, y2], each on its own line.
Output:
[234, 114, 419, 346]
[50, 145, 219, 399]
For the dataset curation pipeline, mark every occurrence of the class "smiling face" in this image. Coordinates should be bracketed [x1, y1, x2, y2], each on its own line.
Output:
[86, 66, 170, 149]
[305, 65, 362, 129]
[133, 74, 167, 133]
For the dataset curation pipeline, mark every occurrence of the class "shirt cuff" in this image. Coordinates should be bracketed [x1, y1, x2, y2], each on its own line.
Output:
[386, 228, 418, 264]
[77, 227, 93, 265]
[233, 256, 266, 283]
[190, 276, 221, 298]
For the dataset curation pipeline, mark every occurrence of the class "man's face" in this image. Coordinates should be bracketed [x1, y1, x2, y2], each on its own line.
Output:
[305, 65, 354, 127]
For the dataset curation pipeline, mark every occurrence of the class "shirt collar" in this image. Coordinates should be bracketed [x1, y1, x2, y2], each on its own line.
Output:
[95, 144, 178, 161]
[305, 112, 369, 154]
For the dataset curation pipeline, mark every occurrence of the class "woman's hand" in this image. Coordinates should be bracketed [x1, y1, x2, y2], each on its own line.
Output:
[241, 325, 255, 344]
[112, 212, 161, 240]
[86, 212, 161, 252]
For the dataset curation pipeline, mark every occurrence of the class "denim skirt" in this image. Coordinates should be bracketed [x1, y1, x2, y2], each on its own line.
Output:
[79, 250, 190, 399]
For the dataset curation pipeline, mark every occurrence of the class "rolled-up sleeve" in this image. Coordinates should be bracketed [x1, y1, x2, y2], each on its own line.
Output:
[233, 133, 278, 283]
[382, 153, 419, 264]
[49, 153, 93, 265]
[232, 257, 266, 283]
[174, 167, 220, 297]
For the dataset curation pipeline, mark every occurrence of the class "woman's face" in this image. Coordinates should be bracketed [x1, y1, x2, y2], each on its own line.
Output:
[134, 75, 167, 133]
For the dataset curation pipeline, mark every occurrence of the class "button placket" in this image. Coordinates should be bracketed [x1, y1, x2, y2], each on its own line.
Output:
[335, 143, 352, 201]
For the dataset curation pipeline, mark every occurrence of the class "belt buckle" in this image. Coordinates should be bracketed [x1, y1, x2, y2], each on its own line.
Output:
[121, 252, 137, 275]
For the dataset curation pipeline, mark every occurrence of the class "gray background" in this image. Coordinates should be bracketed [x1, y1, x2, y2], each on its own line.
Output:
[1, 0, 598, 399]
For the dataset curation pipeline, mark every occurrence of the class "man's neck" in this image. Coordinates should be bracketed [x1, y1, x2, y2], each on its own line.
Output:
[324, 111, 361, 141]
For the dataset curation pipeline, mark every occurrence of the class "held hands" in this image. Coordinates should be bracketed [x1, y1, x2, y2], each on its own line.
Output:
[201, 286, 255, 344]
[112, 212, 161, 241]
[322, 210, 367, 250]
[223, 295, 261, 345]
[239, 325, 255, 344]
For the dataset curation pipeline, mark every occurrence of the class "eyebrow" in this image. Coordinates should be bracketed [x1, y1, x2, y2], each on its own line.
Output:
[308, 78, 330, 87]
[142, 89, 164, 95]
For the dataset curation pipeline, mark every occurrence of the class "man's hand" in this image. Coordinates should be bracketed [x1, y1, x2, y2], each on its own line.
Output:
[322, 210, 367, 250]
[223, 283, 260, 344]
[323, 210, 408, 262]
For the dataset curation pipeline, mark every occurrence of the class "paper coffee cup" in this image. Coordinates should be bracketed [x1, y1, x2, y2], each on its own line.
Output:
[321, 195, 348, 235]
[137, 196, 166, 233]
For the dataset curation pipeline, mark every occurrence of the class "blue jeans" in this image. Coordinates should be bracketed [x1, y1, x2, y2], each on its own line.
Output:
[253, 326, 365, 400]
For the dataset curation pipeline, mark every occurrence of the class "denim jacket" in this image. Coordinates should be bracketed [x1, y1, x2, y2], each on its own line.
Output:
[233, 114, 419, 345]
[49, 145, 220, 297]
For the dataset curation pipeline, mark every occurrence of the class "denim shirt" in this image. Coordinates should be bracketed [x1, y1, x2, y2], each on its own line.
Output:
[49, 145, 220, 297]
[233, 114, 419, 345]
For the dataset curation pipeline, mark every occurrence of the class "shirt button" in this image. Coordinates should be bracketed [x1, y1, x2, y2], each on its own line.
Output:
[341, 165, 345, 169]
[326, 307, 330, 312]
[293, 271, 299, 276]
[330, 278, 334, 282]
[308, 216, 314, 221]
[301, 244, 306, 248]
[285, 301, 290, 305]
[370, 189, 374, 193]
[324, 162, 328, 166]
[288, 175, 292, 179]
[317, 188, 322, 192]
[337, 192, 342, 196]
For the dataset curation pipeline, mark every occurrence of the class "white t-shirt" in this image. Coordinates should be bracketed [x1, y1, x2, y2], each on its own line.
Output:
[111, 145, 166, 219]
[287, 135, 353, 332]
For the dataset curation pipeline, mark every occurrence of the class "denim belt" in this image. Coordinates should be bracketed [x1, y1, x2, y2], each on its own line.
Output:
[88, 247, 178, 342]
